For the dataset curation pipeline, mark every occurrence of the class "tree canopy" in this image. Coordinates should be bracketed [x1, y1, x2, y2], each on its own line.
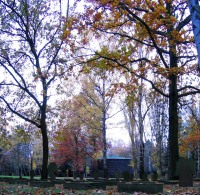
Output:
[66, 0, 200, 179]
[0, 0, 70, 179]
[0, 0, 200, 180]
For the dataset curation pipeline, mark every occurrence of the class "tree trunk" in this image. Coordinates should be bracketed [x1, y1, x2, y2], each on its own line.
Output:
[168, 61, 179, 180]
[132, 142, 139, 178]
[157, 102, 166, 177]
[102, 80, 108, 178]
[167, 1, 179, 179]
[197, 145, 200, 177]
[40, 120, 49, 180]
[138, 83, 145, 179]
[40, 82, 49, 180]
[139, 142, 145, 179]
[157, 138, 162, 177]
[102, 107, 108, 178]
[188, 0, 200, 70]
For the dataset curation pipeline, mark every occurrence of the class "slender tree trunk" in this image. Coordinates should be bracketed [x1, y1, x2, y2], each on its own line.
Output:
[123, 99, 139, 178]
[157, 138, 162, 177]
[157, 102, 166, 177]
[102, 79, 107, 178]
[102, 113, 107, 178]
[102, 79, 108, 178]
[139, 142, 145, 179]
[197, 144, 200, 177]
[17, 148, 20, 177]
[132, 142, 139, 178]
[138, 85, 145, 179]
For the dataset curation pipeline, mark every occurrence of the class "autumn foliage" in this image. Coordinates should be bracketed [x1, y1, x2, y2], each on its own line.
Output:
[51, 88, 103, 172]
[65, 0, 200, 179]
[180, 116, 200, 157]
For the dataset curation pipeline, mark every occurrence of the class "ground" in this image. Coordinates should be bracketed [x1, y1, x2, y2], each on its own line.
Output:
[0, 181, 199, 194]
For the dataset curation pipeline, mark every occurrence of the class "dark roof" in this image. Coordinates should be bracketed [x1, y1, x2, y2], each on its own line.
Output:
[98, 156, 131, 160]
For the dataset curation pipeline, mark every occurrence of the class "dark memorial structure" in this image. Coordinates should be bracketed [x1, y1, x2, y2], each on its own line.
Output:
[176, 158, 195, 187]
[97, 157, 133, 178]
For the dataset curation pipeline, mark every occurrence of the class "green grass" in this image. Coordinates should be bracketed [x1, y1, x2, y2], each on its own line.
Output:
[0, 175, 41, 179]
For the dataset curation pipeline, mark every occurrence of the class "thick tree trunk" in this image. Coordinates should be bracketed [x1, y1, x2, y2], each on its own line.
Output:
[166, 1, 179, 179]
[40, 120, 49, 180]
[188, 0, 200, 70]
[168, 59, 179, 179]
[40, 80, 49, 180]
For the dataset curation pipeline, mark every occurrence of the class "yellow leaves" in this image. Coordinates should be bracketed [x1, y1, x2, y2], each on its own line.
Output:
[154, 5, 167, 16]
[63, 30, 70, 39]
[168, 67, 185, 76]
[179, 115, 200, 157]
[123, 0, 132, 6]
[169, 15, 177, 23]
[155, 66, 186, 78]
[114, 11, 121, 20]
[62, 17, 80, 40]
[112, 82, 138, 95]
[142, 2, 167, 27]
[54, 131, 65, 142]
[169, 30, 184, 42]
[32, 161, 37, 170]
[125, 84, 138, 93]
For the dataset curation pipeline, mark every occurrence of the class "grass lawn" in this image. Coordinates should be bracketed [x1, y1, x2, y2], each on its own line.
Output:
[0, 175, 41, 179]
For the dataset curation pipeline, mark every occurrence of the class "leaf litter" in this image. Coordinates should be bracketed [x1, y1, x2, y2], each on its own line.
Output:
[0, 181, 199, 194]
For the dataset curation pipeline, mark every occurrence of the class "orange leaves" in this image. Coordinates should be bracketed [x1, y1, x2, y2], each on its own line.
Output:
[168, 30, 185, 45]
[94, 12, 102, 22]
[70, 0, 196, 93]
[179, 115, 200, 157]
[51, 83, 104, 169]
[62, 17, 80, 40]
[111, 82, 138, 95]
[154, 66, 186, 78]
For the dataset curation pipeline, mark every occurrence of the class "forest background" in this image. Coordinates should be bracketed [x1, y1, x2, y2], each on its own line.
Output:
[0, 0, 200, 180]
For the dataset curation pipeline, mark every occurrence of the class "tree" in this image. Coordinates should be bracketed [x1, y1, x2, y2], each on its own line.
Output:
[0, 123, 32, 176]
[0, 0, 69, 179]
[0, 107, 11, 150]
[84, 72, 119, 178]
[123, 75, 153, 179]
[53, 75, 116, 178]
[0, 107, 12, 174]
[149, 91, 168, 177]
[188, 0, 200, 70]
[107, 139, 131, 158]
[179, 97, 200, 176]
[52, 89, 103, 174]
[70, 0, 200, 179]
